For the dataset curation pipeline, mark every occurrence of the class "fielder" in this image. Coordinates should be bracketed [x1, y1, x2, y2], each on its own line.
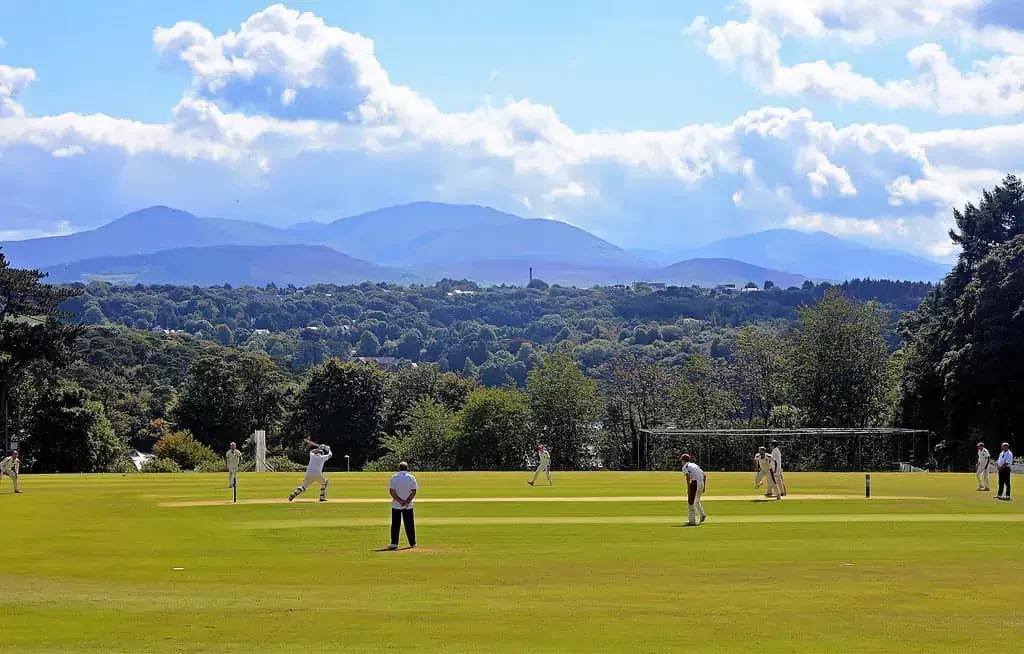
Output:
[770, 440, 787, 498]
[976, 441, 992, 492]
[753, 446, 772, 495]
[1, 450, 20, 494]
[288, 440, 332, 502]
[528, 444, 552, 486]
[680, 453, 706, 526]
[226, 442, 242, 489]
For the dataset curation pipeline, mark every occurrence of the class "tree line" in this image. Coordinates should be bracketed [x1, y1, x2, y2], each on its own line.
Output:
[3, 175, 1021, 472]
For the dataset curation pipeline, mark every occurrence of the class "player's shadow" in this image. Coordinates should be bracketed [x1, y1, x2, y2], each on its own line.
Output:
[373, 546, 416, 552]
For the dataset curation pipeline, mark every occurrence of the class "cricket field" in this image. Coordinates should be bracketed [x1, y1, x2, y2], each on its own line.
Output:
[2, 472, 1022, 652]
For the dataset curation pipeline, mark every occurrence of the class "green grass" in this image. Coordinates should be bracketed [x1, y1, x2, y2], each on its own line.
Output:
[1, 471, 1022, 652]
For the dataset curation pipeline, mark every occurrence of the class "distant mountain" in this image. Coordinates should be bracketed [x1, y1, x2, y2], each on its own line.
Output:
[675, 229, 949, 282]
[288, 202, 646, 268]
[1, 206, 297, 270]
[650, 258, 807, 288]
[42, 245, 410, 287]
[4, 202, 649, 274]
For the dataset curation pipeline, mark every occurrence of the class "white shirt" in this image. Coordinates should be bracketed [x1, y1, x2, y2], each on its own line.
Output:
[977, 448, 991, 467]
[755, 453, 771, 471]
[538, 449, 551, 467]
[226, 450, 242, 472]
[390, 471, 419, 509]
[771, 447, 783, 471]
[0, 456, 15, 473]
[683, 461, 705, 485]
[306, 446, 332, 475]
[997, 450, 1014, 467]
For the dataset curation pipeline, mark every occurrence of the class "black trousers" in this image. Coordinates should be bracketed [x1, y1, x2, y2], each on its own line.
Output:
[998, 467, 1012, 497]
[391, 508, 416, 546]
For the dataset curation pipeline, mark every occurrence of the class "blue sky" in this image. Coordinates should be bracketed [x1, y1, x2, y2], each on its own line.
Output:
[1, 1, 1023, 257]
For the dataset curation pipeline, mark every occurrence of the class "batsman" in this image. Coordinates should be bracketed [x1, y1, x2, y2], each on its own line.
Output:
[288, 439, 332, 502]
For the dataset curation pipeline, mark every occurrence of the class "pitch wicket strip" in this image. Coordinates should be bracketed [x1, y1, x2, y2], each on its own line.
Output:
[237, 513, 1024, 530]
[160, 494, 939, 507]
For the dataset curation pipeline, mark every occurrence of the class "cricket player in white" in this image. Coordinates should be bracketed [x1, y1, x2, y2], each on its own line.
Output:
[976, 442, 992, 491]
[528, 444, 552, 486]
[770, 441, 787, 498]
[288, 439, 331, 502]
[0, 450, 20, 494]
[226, 442, 242, 489]
[680, 453, 706, 526]
[753, 446, 773, 495]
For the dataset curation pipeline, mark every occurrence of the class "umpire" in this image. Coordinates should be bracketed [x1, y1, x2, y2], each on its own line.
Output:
[387, 461, 418, 549]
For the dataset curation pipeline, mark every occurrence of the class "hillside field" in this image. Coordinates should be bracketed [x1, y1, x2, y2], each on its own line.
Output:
[1, 472, 1022, 652]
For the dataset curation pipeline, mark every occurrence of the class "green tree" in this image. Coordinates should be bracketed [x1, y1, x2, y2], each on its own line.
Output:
[172, 352, 285, 451]
[358, 330, 380, 356]
[284, 359, 387, 467]
[214, 324, 234, 346]
[527, 353, 601, 469]
[478, 350, 527, 388]
[600, 354, 674, 469]
[377, 398, 458, 471]
[172, 355, 250, 450]
[672, 353, 737, 429]
[0, 250, 83, 449]
[153, 430, 219, 470]
[901, 175, 1024, 464]
[23, 382, 125, 472]
[789, 289, 889, 427]
[735, 325, 788, 424]
[457, 386, 532, 469]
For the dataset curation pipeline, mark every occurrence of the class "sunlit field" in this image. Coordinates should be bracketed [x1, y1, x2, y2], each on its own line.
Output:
[2, 471, 1022, 653]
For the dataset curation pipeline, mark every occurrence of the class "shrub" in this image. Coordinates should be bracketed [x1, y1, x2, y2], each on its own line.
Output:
[141, 458, 182, 473]
[196, 459, 228, 473]
[153, 430, 219, 471]
[266, 456, 305, 473]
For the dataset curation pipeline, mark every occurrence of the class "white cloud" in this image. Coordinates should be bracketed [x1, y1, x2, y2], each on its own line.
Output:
[543, 181, 590, 201]
[1, 4, 1021, 259]
[0, 64, 36, 117]
[51, 145, 86, 158]
[690, 1, 1024, 115]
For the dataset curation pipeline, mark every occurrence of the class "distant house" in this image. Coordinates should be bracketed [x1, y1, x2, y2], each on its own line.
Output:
[740, 286, 761, 293]
[446, 289, 476, 297]
[354, 356, 399, 370]
[632, 282, 667, 292]
[253, 329, 271, 336]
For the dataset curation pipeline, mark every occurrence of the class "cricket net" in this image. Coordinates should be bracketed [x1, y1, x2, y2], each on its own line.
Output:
[638, 428, 932, 472]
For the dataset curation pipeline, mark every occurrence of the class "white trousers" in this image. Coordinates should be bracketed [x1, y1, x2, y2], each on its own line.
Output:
[293, 473, 328, 498]
[771, 468, 786, 496]
[754, 469, 769, 489]
[687, 482, 705, 524]
[228, 470, 238, 487]
[531, 464, 551, 485]
[976, 466, 990, 490]
[2, 470, 18, 492]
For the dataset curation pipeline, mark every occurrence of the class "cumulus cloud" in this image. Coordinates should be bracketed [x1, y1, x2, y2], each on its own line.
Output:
[0, 4, 1021, 258]
[0, 64, 36, 117]
[690, 0, 1024, 115]
[153, 4, 434, 124]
